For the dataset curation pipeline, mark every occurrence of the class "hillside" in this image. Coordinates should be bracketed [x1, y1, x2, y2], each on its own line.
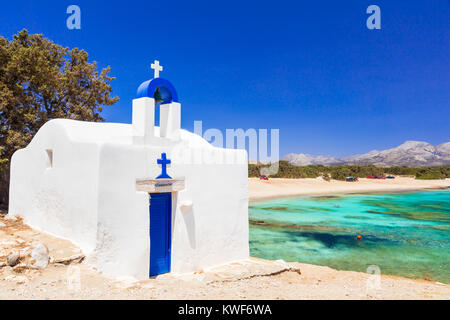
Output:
[284, 141, 450, 167]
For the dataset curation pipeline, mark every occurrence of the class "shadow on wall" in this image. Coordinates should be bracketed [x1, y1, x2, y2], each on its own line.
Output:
[178, 196, 196, 249]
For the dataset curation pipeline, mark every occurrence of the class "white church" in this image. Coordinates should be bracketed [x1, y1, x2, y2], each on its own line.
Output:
[8, 61, 249, 280]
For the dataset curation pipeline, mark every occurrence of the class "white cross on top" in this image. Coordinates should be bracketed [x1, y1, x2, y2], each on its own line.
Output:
[151, 60, 163, 78]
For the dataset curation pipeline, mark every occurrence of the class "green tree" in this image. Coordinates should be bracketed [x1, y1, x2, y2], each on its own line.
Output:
[0, 30, 119, 207]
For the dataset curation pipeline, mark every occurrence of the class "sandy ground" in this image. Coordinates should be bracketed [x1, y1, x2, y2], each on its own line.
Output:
[249, 177, 450, 201]
[1, 212, 449, 300]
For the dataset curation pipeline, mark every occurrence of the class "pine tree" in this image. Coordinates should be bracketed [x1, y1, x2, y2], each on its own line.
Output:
[0, 30, 119, 207]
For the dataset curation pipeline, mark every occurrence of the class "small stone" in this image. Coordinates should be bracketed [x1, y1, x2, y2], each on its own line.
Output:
[13, 263, 28, 272]
[30, 243, 49, 269]
[54, 253, 85, 265]
[7, 252, 21, 267]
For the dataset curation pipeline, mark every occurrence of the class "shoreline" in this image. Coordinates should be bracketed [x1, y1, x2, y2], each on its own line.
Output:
[250, 186, 450, 203]
[249, 177, 450, 202]
[248, 177, 450, 288]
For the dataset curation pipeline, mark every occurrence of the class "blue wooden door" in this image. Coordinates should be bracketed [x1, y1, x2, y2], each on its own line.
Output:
[149, 192, 172, 276]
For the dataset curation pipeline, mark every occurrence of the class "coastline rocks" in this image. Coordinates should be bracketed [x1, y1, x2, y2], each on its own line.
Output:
[30, 243, 49, 269]
[7, 252, 21, 267]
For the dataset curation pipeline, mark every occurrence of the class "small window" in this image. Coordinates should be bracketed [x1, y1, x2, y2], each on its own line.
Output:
[45, 149, 53, 169]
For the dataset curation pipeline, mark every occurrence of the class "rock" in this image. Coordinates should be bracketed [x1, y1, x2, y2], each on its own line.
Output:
[0, 222, 5, 227]
[53, 254, 85, 265]
[13, 263, 28, 272]
[7, 252, 21, 267]
[4, 215, 17, 221]
[30, 243, 49, 269]
[0, 262, 6, 268]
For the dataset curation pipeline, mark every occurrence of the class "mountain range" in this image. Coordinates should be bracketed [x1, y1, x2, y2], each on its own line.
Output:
[283, 141, 450, 167]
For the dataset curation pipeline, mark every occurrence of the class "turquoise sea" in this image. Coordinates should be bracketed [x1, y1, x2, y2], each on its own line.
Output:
[249, 190, 450, 283]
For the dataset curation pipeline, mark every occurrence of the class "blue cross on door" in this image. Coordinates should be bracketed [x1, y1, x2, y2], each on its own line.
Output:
[156, 153, 172, 179]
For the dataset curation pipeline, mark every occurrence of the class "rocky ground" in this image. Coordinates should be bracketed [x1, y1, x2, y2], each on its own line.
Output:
[1, 212, 449, 300]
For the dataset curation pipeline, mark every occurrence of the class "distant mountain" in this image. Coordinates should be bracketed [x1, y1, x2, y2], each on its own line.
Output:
[283, 153, 343, 166]
[283, 141, 450, 167]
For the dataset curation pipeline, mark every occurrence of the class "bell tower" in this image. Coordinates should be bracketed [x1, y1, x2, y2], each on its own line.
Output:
[132, 60, 181, 144]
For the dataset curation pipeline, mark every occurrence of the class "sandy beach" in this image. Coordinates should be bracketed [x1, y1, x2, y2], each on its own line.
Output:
[249, 177, 450, 201]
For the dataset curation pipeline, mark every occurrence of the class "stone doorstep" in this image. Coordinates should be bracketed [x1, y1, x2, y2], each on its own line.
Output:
[51, 254, 85, 265]
[136, 258, 301, 286]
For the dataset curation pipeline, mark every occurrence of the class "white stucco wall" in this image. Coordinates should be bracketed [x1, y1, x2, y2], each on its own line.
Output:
[9, 120, 101, 253]
[9, 118, 249, 280]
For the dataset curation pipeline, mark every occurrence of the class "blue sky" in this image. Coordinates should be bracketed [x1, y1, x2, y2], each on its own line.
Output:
[0, 0, 448, 158]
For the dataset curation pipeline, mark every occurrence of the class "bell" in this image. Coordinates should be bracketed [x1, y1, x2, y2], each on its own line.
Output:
[154, 88, 163, 104]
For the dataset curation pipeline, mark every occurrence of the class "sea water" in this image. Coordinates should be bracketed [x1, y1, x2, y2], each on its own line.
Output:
[249, 190, 450, 283]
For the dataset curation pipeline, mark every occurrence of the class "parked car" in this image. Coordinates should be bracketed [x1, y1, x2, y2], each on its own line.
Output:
[346, 176, 358, 182]
[375, 176, 386, 179]
[259, 175, 269, 180]
[367, 176, 375, 179]
[386, 176, 396, 179]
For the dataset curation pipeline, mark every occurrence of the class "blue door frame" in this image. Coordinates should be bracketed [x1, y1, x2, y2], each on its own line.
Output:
[149, 192, 172, 277]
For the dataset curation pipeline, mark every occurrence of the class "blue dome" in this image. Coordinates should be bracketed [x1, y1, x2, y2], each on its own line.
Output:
[136, 78, 179, 103]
